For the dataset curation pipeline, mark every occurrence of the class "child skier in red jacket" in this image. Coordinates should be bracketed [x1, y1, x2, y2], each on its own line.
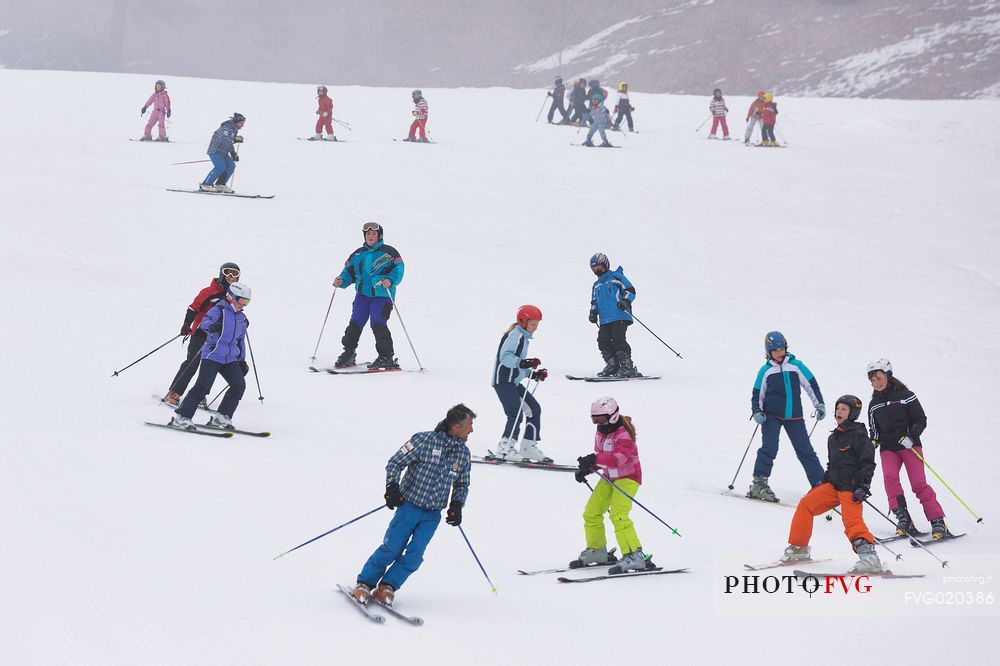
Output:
[312, 85, 335, 141]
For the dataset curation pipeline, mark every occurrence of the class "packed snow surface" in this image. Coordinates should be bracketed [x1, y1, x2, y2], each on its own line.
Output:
[1, 70, 998, 664]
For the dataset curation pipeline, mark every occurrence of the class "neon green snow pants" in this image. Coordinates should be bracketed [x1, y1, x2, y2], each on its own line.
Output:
[583, 477, 642, 554]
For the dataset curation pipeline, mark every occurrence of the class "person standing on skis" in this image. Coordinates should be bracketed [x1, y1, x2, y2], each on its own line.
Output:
[332, 223, 405, 371]
[760, 93, 779, 146]
[589, 253, 639, 378]
[201, 113, 245, 193]
[583, 96, 613, 147]
[491, 305, 548, 462]
[140, 79, 171, 141]
[782, 395, 882, 573]
[573, 397, 653, 575]
[163, 262, 241, 406]
[749, 331, 827, 501]
[708, 88, 729, 139]
[744, 91, 766, 144]
[547, 76, 570, 124]
[404, 89, 429, 142]
[867, 358, 952, 540]
[612, 82, 634, 132]
[569, 78, 588, 125]
[312, 85, 335, 140]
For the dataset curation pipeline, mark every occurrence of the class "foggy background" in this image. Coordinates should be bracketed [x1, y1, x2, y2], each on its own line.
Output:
[1, 0, 998, 98]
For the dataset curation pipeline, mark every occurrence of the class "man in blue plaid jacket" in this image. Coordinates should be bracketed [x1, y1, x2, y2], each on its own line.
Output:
[351, 404, 475, 607]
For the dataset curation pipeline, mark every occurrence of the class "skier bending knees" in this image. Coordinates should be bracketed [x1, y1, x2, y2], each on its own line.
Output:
[491, 305, 548, 462]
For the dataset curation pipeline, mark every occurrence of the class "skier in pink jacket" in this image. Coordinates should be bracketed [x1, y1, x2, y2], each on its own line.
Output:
[140, 80, 172, 142]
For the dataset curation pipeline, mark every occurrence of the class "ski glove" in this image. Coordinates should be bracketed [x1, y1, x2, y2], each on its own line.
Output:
[239, 361, 249, 376]
[141, 106, 147, 115]
[231, 152, 240, 162]
[577, 453, 597, 473]
[532, 369, 548, 381]
[589, 310, 598, 324]
[519, 358, 541, 369]
[181, 324, 192, 336]
[898, 436, 914, 449]
[384, 482, 404, 510]
[233, 135, 244, 143]
[815, 404, 826, 421]
[574, 468, 591, 483]
[445, 501, 463, 526]
[166, 110, 171, 118]
[852, 484, 871, 503]
[752, 411, 766, 425]
[617, 300, 631, 312]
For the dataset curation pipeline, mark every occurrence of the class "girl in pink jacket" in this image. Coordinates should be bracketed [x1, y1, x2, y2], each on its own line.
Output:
[140, 80, 172, 141]
[571, 397, 654, 574]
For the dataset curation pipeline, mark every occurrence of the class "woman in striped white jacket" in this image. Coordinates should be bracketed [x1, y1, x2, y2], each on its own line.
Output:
[708, 88, 730, 139]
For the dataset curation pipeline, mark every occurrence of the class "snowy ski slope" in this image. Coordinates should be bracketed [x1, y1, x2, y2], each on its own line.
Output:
[1, 70, 998, 664]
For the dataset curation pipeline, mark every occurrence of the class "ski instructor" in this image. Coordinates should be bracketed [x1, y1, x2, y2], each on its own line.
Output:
[332, 222, 405, 370]
[200, 113, 245, 193]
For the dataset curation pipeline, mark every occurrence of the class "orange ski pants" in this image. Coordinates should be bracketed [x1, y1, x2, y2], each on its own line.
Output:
[788, 482, 874, 547]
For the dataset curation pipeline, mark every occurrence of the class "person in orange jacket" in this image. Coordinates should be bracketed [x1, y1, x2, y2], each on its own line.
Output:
[744, 91, 766, 144]
[312, 85, 336, 141]
[781, 395, 883, 573]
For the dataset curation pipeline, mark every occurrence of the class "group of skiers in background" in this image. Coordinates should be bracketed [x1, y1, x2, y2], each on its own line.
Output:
[546, 76, 634, 147]
[707, 88, 781, 145]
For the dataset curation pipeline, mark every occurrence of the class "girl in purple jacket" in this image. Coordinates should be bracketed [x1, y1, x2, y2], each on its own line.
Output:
[140, 80, 172, 142]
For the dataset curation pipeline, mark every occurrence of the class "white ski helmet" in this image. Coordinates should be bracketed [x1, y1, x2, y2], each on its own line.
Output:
[590, 396, 620, 424]
[227, 282, 252, 305]
[866, 358, 892, 376]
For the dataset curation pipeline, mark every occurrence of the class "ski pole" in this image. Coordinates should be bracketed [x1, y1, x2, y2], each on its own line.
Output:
[629, 313, 682, 358]
[864, 499, 949, 568]
[535, 94, 549, 122]
[273, 505, 385, 560]
[594, 471, 681, 537]
[173, 159, 212, 165]
[418, 118, 431, 141]
[502, 378, 535, 442]
[310, 288, 338, 361]
[206, 385, 228, 409]
[776, 126, 788, 146]
[112, 334, 183, 377]
[727, 423, 759, 490]
[333, 118, 352, 131]
[458, 525, 497, 593]
[387, 292, 425, 371]
[910, 448, 982, 523]
[694, 115, 711, 132]
[230, 143, 240, 191]
[829, 506, 903, 561]
[245, 332, 264, 403]
[808, 411, 820, 438]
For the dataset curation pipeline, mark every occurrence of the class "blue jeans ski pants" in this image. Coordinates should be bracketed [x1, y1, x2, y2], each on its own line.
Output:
[754, 417, 824, 487]
[358, 502, 441, 590]
[494, 382, 541, 441]
[175, 359, 246, 419]
[203, 152, 235, 186]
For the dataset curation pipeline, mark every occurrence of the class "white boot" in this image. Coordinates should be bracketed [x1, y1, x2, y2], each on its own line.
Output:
[518, 440, 551, 463]
[169, 414, 194, 429]
[215, 184, 234, 194]
[208, 413, 233, 429]
[781, 544, 811, 563]
[311, 133, 323, 140]
[198, 183, 218, 192]
[494, 438, 517, 460]
[850, 539, 883, 573]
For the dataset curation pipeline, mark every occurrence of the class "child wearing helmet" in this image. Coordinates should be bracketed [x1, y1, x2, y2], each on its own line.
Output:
[547, 76, 570, 124]
[490, 305, 549, 462]
[612, 82, 634, 132]
[404, 90, 429, 142]
[744, 91, 766, 144]
[169, 282, 252, 431]
[583, 96, 613, 148]
[139, 80, 171, 142]
[572, 397, 653, 574]
[866, 359, 952, 540]
[586, 79, 608, 105]
[782, 395, 882, 573]
[312, 85, 335, 141]
[708, 88, 729, 139]
[589, 253, 639, 377]
[749, 331, 827, 500]
[568, 79, 588, 125]
[760, 93, 779, 146]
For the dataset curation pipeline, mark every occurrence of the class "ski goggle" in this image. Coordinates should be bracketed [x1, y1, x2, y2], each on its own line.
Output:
[317, 87, 327, 93]
[591, 414, 610, 424]
[229, 296, 250, 307]
[222, 267, 240, 279]
[363, 223, 381, 233]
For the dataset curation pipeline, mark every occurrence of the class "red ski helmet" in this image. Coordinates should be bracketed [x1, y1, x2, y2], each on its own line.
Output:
[516, 304, 542, 329]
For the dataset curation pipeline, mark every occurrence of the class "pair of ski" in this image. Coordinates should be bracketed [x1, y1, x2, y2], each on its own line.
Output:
[565, 374, 661, 383]
[144, 421, 270, 438]
[878, 531, 966, 548]
[518, 555, 689, 583]
[336, 585, 423, 625]
[721, 489, 798, 509]
[393, 138, 436, 144]
[308, 363, 407, 375]
[571, 143, 621, 149]
[745, 558, 925, 579]
[297, 137, 344, 142]
[471, 454, 575, 473]
[166, 188, 275, 200]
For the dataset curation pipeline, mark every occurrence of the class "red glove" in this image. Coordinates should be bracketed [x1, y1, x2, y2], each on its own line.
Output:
[519, 358, 540, 369]
[532, 369, 548, 381]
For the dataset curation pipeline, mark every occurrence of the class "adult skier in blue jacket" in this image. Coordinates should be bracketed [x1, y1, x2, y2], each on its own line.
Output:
[748, 331, 827, 501]
[170, 282, 251, 430]
[332, 223, 405, 370]
[589, 253, 640, 377]
[200, 113, 245, 193]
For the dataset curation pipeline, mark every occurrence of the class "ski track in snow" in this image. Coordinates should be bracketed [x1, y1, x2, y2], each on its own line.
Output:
[0, 69, 998, 664]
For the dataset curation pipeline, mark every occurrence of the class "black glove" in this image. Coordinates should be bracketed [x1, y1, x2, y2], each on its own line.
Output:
[231, 152, 240, 162]
[141, 106, 147, 115]
[445, 500, 463, 526]
[577, 453, 597, 472]
[181, 324, 192, 336]
[519, 358, 540, 369]
[531, 369, 548, 381]
[209, 322, 222, 333]
[166, 110, 171, 119]
[852, 484, 871, 503]
[617, 300, 632, 312]
[239, 361, 249, 376]
[588, 310, 598, 324]
[181, 310, 195, 336]
[574, 468, 591, 483]
[384, 482, 404, 510]
[233, 135, 244, 143]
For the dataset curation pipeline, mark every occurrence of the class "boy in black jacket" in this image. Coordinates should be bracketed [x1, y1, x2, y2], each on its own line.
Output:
[781, 395, 882, 573]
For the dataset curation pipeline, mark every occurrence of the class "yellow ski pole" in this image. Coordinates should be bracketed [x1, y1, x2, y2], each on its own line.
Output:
[911, 448, 983, 523]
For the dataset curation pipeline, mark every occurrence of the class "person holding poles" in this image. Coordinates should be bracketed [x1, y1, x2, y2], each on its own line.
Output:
[201, 113, 245, 193]
[491, 305, 549, 462]
[781, 394, 882, 573]
[169, 282, 252, 430]
[547, 76, 570, 124]
[612, 82, 635, 132]
[708, 88, 729, 139]
[312, 85, 335, 140]
[140, 79, 171, 141]
[404, 89, 429, 142]
[163, 262, 241, 406]
[332, 223, 405, 370]
[350, 404, 475, 607]
[572, 397, 654, 574]
[744, 90, 766, 144]
[589, 252, 640, 378]
[867, 358, 952, 539]
[749, 331, 826, 501]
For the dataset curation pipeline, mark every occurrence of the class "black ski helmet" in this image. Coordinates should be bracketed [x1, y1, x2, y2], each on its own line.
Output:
[835, 394, 863, 422]
[232, 112, 246, 124]
[590, 252, 610, 272]
[219, 261, 241, 282]
[362, 222, 383, 241]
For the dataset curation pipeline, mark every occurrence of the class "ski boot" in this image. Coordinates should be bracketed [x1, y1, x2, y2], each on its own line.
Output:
[139, 135, 153, 141]
[781, 544, 811, 563]
[930, 517, 952, 540]
[164, 390, 181, 407]
[372, 583, 395, 607]
[615, 352, 641, 378]
[207, 413, 233, 430]
[351, 582, 371, 604]
[418, 137, 430, 143]
[892, 506, 916, 536]
[334, 350, 357, 368]
[597, 354, 620, 377]
[850, 538, 883, 573]
[608, 548, 653, 575]
[169, 414, 195, 430]
[368, 355, 400, 370]
[582, 140, 595, 147]
[492, 437, 518, 460]
[599, 141, 614, 148]
[517, 439, 552, 463]
[327, 135, 338, 141]
[309, 134, 322, 141]
[569, 546, 617, 569]
[722, 136, 731, 141]
[198, 183, 218, 192]
[748, 475, 779, 502]
[215, 184, 234, 194]
[707, 135, 718, 140]
[154, 137, 170, 142]
[402, 137, 416, 142]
